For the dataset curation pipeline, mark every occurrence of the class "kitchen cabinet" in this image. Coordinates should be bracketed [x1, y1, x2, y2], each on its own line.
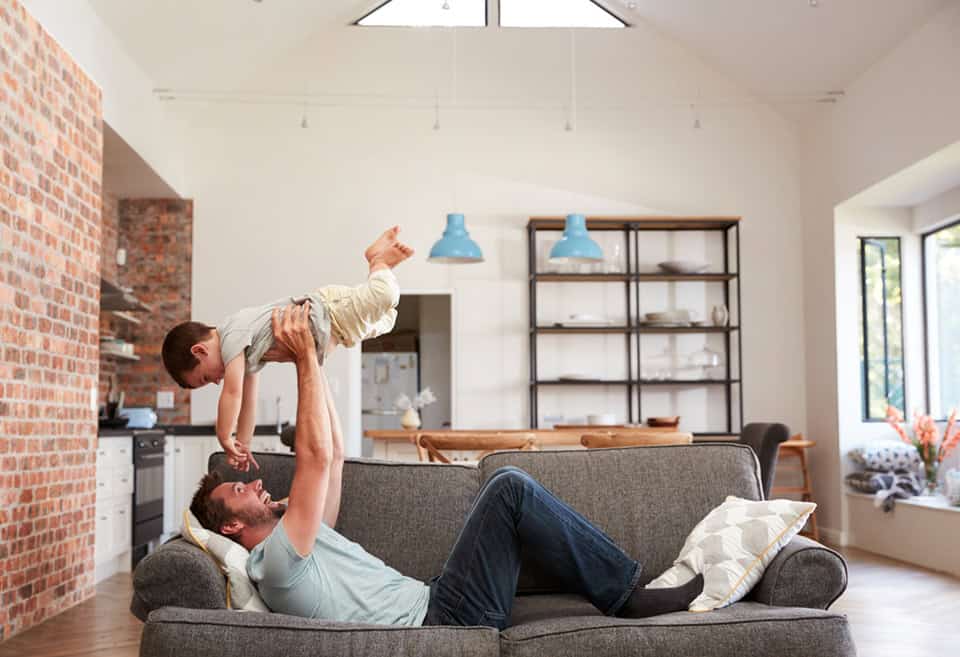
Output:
[171, 436, 221, 532]
[94, 436, 134, 584]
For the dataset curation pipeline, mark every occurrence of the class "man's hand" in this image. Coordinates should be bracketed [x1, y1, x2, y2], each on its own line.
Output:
[271, 302, 317, 364]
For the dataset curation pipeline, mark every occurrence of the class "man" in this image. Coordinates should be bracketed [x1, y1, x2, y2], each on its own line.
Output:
[190, 302, 703, 629]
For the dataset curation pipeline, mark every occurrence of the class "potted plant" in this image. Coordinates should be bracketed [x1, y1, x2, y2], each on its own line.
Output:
[886, 405, 960, 494]
[395, 387, 437, 430]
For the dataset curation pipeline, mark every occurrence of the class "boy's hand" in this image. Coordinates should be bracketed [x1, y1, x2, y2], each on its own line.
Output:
[222, 436, 260, 472]
[271, 302, 316, 363]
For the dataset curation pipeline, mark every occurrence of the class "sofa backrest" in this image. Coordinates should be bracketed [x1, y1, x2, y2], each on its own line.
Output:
[480, 444, 763, 590]
[208, 453, 480, 581]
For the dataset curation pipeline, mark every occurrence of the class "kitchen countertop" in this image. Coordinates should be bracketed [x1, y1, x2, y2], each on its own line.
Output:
[98, 423, 290, 437]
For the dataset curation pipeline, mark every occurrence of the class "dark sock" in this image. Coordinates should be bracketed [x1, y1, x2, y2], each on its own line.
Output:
[617, 573, 704, 618]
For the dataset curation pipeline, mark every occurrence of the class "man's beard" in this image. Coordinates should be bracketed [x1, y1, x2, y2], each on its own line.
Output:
[236, 503, 285, 527]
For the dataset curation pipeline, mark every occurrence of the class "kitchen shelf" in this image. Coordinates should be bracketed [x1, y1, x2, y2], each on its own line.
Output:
[100, 279, 152, 312]
[528, 215, 743, 433]
[110, 311, 142, 325]
[533, 380, 632, 386]
[101, 350, 140, 362]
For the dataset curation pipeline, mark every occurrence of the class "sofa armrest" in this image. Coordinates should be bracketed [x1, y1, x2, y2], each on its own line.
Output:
[749, 536, 848, 609]
[140, 607, 500, 657]
[131, 538, 228, 621]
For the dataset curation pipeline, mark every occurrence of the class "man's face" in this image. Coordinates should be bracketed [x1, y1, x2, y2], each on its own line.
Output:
[210, 479, 285, 533]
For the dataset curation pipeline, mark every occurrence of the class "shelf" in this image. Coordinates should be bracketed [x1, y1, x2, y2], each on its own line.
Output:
[110, 311, 142, 325]
[535, 326, 631, 334]
[534, 380, 632, 386]
[638, 379, 740, 385]
[100, 279, 152, 312]
[534, 326, 740, 335]
[634, 273, 737, 282]
[533, 273, 630, 282]
[532, 273, 737, 283]
[101, 350, 140, 362]
[528, 216, 741, 231]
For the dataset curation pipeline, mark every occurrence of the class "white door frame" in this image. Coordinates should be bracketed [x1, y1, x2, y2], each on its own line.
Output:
[399, 288, 456, 429]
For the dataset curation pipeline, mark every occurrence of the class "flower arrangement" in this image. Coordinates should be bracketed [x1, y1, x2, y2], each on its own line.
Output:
[885, 405, 960, 492]
[395, 387, 437, 411]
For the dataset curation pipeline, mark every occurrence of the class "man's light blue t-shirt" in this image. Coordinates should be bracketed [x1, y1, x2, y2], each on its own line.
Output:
[247, 519, 430, 626]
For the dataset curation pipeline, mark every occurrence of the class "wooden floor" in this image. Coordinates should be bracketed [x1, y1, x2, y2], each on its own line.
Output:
[0, 546, 957, 657]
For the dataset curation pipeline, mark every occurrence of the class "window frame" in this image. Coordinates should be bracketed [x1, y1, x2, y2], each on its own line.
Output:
[858, 235, 906, 422]
[921, 216, 960, 420]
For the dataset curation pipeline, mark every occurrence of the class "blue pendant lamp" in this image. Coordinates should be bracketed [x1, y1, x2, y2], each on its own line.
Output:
[549, 214, 603, 263]
[428, 213, 484, 264]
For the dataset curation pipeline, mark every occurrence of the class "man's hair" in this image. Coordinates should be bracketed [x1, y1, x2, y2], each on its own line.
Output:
[162, 321, 215, 388]
[190, 471, 233, 536]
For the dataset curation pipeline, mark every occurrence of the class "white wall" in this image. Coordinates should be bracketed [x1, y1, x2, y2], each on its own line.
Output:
[801, 3, 960, 541]
[173, 24, 807, 446]
[913, 183, 960, 233]
[22, 0, 185, 195]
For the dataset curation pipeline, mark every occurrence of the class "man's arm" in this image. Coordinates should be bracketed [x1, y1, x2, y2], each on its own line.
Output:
[320, 368, 345, 528]
[216, 356, 247, 461]
[270, 303, 334, 557]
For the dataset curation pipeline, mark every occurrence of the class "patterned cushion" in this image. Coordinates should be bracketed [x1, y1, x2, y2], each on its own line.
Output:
[646, 496, 816, 612]
[181, 509, 269, 612]
[848, 441, 920, 472]
[844, 470, 921, 495]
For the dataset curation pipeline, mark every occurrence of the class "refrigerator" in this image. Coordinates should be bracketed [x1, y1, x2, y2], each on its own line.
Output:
[361, 352, 419, 456]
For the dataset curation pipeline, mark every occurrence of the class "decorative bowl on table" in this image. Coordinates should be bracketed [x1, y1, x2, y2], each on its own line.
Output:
[657, 261, 709, 274]
[647, 416, 680, 428]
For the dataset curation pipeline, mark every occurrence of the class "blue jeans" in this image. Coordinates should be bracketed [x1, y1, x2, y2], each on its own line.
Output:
[423, 467, 643, 629]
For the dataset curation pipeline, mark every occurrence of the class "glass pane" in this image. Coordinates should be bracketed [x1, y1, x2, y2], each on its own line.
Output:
[500, 0, 626, 28]
[927, 223, 960, 417]
[358, 0, 486, 27]
[858, 238, 904, 420]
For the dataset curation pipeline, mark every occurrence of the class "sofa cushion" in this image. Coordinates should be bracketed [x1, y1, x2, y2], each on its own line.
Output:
[500, 600, 855, 657]
[140, 607, 499, 657]
[480, 445, 763, 592]
[210, 453, 481, 582]
[131, 539, 228, 621]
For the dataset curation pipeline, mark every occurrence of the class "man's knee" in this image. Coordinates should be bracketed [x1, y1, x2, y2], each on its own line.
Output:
[484, 467, 531, 494]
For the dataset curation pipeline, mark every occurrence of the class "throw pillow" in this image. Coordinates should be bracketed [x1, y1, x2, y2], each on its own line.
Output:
[181, 509, 270, 612]
[848, 441, 921, 472]
[646, 495, 816, 612]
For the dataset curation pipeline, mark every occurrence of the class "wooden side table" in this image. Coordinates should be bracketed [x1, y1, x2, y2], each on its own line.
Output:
[771, 435, 819, 541]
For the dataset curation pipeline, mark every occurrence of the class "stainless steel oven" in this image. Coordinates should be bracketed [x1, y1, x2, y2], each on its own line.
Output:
[132, 431, 165, 564]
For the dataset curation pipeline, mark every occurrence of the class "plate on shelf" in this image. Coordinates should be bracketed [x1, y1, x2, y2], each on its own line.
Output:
[640, 320, 691, 328]
[558, 373, 595, 380]
[555, 319, 616, 327]
[657, 260, 710, 274]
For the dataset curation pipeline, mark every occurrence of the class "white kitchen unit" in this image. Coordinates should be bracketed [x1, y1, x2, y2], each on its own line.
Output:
[95, 435, 134, 583]
[170, 436, 221, 533]
[372, 439, 420, 462]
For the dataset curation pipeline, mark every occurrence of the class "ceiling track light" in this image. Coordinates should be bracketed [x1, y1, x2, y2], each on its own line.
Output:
[809, 0, 819, 7]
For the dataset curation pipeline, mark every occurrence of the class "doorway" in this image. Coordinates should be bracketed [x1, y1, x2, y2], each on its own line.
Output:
[360, 292, 453, 456]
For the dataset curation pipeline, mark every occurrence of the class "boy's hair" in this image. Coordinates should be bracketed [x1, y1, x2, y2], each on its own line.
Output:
[162, 321, 215, 388]
[190, 471, 234, 537]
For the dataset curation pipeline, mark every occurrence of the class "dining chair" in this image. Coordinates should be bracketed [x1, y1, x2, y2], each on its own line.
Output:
[737, 422, 791, 499]
[416, 432, 538, 464]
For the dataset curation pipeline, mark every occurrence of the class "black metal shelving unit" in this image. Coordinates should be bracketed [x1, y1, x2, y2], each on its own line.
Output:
[527, 216, 743, 438]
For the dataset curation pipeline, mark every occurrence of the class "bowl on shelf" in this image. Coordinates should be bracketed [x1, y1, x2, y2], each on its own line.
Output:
[657, 261, 709, 274]
[647, 416, 680, 428]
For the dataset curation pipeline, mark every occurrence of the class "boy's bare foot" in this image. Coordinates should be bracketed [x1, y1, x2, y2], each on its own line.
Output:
[372, 241, 414, 269]
[365, 225, 400, 263]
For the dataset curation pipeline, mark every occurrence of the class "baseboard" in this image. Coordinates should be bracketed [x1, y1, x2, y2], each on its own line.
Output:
[818, 526, 846, 546]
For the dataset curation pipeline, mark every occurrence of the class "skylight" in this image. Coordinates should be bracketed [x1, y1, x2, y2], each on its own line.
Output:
[357, 0, 487, 27]
[499, 0, 626, 28]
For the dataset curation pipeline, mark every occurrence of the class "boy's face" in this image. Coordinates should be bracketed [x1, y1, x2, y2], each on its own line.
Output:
[183, 342, 225, 388]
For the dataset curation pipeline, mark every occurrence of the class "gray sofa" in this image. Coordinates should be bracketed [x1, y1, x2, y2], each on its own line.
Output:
[131, 444, 855, 657]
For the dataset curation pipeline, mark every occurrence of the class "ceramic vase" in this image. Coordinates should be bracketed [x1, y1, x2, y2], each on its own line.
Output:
[711, 304, 729, 327]
[401, 408, 421, 430]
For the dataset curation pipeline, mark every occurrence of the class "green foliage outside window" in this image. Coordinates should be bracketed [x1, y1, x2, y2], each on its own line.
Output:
[858, 237, 904, 420]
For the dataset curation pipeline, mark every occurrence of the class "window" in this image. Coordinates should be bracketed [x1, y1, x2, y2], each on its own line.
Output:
[357, 0, 487, 27]
[924, 220, 960, 418]
[499, 0, 626, 28]
[858, 237, 905, 420]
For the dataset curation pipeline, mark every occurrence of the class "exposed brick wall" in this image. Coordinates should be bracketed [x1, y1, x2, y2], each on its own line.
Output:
[115, 199, 192, 425]
[0, 0, 102, 641]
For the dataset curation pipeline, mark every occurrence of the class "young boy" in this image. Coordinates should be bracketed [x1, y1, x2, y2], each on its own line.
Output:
[162, 226, 413, 470]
